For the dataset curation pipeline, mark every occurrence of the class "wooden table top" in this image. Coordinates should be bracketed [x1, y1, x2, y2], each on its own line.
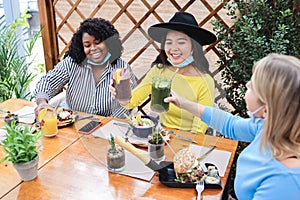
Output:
[0, 98, 238, 200]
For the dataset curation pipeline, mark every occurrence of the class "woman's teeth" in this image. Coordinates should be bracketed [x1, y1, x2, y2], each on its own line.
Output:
[91, 52, 102, 58]
[171, 53, 182, 58]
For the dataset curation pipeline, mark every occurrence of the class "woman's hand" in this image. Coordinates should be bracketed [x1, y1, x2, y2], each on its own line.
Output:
[109, 79, 117, 98]
[34, 98, 54, 119]
[164, 90, 182, 108]
[164, 90, 205, 118]
[109, 79, 130, 106]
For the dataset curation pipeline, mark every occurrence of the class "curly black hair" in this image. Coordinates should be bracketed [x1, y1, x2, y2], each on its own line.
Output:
[151, 36, 209, 72]
[65, 18, 123, 64]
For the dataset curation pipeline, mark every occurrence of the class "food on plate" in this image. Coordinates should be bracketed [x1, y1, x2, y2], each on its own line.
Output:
[173, 148, 221, 184]
[130, 113, 154, 127]
[173, 148, 205, 183]
[4, 111, 19, 125]
[56, 108, 76, 125]
[174, 148, 196, 173]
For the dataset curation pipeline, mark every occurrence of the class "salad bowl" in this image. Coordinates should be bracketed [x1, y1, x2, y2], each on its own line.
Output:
[129, 115, 158, 138]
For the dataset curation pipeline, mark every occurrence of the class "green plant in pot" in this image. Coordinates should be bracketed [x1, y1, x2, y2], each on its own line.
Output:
[148, 128, 165, 161]
[1, 120, 42, 181]
[107, 134, 125, 172]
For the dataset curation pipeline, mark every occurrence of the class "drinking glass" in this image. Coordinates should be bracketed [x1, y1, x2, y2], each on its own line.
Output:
[41, 110, 58, 137]
[150, 77, 171, 113]
[148, 142, 165, 161]
[113, 69, 131, 101]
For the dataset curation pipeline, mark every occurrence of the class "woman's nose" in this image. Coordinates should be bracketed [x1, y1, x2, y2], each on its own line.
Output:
[90, 44, 96, 50]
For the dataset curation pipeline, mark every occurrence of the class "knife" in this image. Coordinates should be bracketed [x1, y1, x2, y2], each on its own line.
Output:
[113, 122, 130, 128]
[197, 145, 216, 161]
[167, 130, 198, 144]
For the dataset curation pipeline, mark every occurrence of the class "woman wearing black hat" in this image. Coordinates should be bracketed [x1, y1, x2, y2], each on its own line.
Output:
[111, 12, 216, 133]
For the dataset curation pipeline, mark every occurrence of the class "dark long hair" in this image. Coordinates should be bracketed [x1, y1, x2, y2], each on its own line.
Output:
[152, 35, 209, 72]
[65, 18, 123, 65]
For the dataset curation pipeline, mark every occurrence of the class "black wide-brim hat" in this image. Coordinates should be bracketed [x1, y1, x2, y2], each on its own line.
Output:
[148, 12, 217, 46]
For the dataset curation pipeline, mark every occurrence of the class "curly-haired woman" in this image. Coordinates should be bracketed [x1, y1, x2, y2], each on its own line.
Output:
[34, 18, 137, 118]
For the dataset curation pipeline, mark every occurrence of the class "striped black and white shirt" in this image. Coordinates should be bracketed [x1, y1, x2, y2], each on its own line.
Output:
[34, 56, 137, 118]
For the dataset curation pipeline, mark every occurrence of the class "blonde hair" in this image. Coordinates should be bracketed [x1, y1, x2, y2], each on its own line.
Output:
[252, 53, 300, 160]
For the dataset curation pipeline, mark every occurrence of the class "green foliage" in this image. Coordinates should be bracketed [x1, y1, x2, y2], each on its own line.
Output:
[108, 134, 117, 153]
[212, 0, 300, 116]
[149, 128, 164, 144]
[0, 10, 42, 102]
[1, 121, 42, 164]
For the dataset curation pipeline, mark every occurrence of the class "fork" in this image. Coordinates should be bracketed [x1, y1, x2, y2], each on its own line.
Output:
[196, 181, 204, 200]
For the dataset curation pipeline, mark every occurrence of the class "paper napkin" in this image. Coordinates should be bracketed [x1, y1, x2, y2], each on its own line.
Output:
[14, 106, 35, 124]
[119, 150, 155, 181]
[189, 144, 232, 177]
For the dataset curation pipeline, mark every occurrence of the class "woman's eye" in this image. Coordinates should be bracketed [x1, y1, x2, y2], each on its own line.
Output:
[84, 44, 90, 48]
[95, 40, 101, 45]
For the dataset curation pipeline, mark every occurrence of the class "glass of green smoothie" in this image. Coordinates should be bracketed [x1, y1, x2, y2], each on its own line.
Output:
[150, 77, 171, 113]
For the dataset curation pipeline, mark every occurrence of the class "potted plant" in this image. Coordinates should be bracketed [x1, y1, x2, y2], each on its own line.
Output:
[148, 128, 165, 161]
[107, 134, 125, 172]
[1, 120, 42, 181]
[0, 10, 43, 102]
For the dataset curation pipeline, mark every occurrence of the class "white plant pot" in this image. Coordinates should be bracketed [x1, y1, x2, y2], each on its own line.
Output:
[13, 156, 39, 181]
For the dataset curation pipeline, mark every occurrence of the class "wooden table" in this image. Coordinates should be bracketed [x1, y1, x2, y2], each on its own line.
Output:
[0, 99, 238, 200]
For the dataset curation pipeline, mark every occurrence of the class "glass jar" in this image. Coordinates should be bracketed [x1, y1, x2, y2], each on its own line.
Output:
[107, 145, 125, 172]
[148, 141, 165, 161]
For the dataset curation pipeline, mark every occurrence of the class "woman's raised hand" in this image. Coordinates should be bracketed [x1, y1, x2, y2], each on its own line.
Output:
[109, 79, 117, 99]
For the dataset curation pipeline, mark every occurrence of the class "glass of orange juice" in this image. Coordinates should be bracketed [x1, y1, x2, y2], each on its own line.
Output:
[40, 110, 58, 137]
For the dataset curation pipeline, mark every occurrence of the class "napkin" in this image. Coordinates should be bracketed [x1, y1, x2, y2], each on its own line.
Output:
[14, 106, 35, 124]
[189, 144, 232, 177]
[92, 120, 148, 146]
[119, 150, 155, 181]
[0, 128, 7, 144]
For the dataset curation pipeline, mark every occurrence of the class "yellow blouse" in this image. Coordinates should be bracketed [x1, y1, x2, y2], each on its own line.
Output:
[125, 66, 215, 133]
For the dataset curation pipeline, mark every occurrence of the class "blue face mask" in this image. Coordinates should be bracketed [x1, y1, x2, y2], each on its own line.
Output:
[87, 52, 111, 66]
[247, 105, 265, 121]
[167, 55, 194, 68]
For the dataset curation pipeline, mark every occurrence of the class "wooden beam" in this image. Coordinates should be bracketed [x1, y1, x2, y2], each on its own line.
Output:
[38, 0, 58, 72]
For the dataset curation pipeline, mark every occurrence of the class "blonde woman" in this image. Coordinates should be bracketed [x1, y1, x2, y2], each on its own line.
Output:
[165, 53, 300, 199]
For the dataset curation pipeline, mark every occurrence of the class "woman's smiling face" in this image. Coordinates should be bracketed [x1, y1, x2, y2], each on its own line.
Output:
[164, 30, 193, 65]
[82, 33, 108, 63]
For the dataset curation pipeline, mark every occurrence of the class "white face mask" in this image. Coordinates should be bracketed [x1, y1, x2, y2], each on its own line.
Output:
[247, 105, 265, 119]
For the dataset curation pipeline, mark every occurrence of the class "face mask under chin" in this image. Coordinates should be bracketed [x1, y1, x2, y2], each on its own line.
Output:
[87, 52, 111, 66]
[167, 55, 194, 68]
